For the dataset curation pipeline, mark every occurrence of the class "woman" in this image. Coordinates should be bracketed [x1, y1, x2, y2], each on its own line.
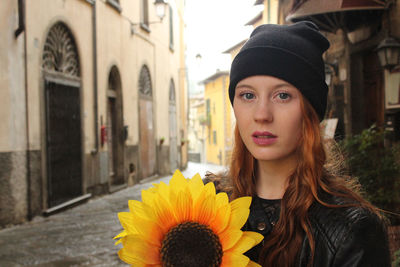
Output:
[223, 21, 391, 266]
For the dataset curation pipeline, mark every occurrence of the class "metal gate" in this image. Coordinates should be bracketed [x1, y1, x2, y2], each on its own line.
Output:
[45, 80, 82, 207]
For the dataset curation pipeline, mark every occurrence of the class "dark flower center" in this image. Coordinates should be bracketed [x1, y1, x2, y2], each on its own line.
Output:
[160, 221, 223, 267]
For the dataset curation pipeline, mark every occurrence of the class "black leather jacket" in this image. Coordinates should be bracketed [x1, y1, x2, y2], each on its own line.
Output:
[242, 194, 391, 267]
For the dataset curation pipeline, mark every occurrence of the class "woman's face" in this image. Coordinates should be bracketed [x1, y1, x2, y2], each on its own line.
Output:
[233, 75, 303, 163]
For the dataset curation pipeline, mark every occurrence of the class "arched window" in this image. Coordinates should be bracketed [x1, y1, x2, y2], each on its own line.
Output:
[169, 79, 176, 104]
[42, 22, 80, 76]
[139, 65, 152, 97]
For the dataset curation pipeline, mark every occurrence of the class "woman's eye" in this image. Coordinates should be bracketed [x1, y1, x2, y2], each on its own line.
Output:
[242, 93, 255, 100]
[277, 92, 290, 100]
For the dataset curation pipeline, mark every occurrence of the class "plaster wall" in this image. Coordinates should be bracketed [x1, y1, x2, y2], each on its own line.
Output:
[25, 0, 94, 152]
[0, 0, 28, 227]
[0, 1, 27, 152]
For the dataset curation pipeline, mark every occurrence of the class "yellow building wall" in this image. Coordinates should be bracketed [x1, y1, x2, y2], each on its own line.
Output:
[204, 74, 232, 166]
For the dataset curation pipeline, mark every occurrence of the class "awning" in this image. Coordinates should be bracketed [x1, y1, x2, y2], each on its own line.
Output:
[286, 0, 387, 33]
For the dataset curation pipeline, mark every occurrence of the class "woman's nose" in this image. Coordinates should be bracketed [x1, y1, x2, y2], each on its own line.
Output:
[254, 99, 273, 123]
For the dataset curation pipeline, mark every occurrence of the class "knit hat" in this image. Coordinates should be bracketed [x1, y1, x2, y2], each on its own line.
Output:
[229, 21, 330, 120]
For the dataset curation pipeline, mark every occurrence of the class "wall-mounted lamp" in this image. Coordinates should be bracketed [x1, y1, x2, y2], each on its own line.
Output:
[376, 37, 400, 70]
[154, 0, 168, 21]
[130, 0, 168, 34]
[324, 62, 338, 86]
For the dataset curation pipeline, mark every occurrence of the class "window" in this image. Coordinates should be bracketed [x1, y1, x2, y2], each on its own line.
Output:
[213, 131, 217, 145]
[139, 65, 152, 98]
[169, 79, 176, 104]
[206, 99, 210, 116]
[141, 0, 150, 31]
[169, 5, 174, 50]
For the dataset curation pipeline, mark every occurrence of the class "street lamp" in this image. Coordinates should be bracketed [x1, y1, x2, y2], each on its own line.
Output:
[376, 37, 400, 70]
[324, 62, 338, 86]
[154, 0, 168, 21]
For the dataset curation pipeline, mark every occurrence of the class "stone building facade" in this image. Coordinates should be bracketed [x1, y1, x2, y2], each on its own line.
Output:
[0, 0, 187, 227]
[283, 0, 400, 139]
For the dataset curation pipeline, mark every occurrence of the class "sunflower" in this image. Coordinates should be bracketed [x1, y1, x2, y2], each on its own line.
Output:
[114, 170, 263, 267]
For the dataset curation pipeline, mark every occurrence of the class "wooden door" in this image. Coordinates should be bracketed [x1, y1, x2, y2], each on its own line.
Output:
[363, 52, 384, 128]
[139, 99, 156, 178]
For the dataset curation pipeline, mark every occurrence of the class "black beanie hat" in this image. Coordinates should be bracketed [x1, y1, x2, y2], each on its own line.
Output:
[229, 21, 330, 121]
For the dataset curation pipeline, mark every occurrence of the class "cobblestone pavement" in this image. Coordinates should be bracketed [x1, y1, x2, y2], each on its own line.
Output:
[0, 162, 226, 267]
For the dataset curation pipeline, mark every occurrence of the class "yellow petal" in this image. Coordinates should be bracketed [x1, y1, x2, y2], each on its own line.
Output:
[129, 213, 163, 247]
[209, 203, 231, 234]
[141, 189, 156, 206]
[188, 173, 204, 200]
[118, 249, 147, 266]
[152, 194, 178, 232]
[120, 235, 160, 265]
[157, 181, 170, 201]
[203, 181, 216, 198]
[169, 169, 188, 192]
[215, 192, 229, 208]
[227, 231, 264, 254]
[219, 229, 243, 251]
[151, 183, 160, 191]
[227, 197, 251, 229]
[193, 195, 216, 225]
[114, 230, 128, 244]
[128, 200, 154, 220]
[242, 231, 264, 246]
[114, 229, 127, 240]
[221, 252, 250, 267]
[231, 196, 252, 210]
[117, 212, 138, 235]
[173, 190, 193, 222]
[247, 260, 262, 267]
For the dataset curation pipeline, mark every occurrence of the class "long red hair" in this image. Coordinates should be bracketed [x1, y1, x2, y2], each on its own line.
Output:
[229, 97, 377, 266]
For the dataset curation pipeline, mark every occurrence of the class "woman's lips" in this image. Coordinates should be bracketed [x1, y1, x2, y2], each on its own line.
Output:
[252, 131, 278, 145]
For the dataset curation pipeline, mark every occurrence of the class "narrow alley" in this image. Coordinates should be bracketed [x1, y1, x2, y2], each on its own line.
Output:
[0, 162, 226, 267]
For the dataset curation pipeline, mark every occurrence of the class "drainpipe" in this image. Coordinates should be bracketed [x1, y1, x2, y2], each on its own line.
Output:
[15, 0, 25, 38]
[91, 0, 99, 154]
[15, 0, 31, 220]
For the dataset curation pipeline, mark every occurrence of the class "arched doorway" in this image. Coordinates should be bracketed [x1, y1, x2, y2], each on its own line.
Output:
[42, 22, 82, 207]
[107, 66, 125, 187]
[138, 65, 157, 178]
[169, 79, 178, 173]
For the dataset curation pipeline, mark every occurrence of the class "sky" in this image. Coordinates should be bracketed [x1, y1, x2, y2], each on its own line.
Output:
[184, 0, 263, 95]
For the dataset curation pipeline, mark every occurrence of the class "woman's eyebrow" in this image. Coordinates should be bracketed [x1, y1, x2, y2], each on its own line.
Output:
[236, 83, 294, 90]
[235, 84, 254, 90]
